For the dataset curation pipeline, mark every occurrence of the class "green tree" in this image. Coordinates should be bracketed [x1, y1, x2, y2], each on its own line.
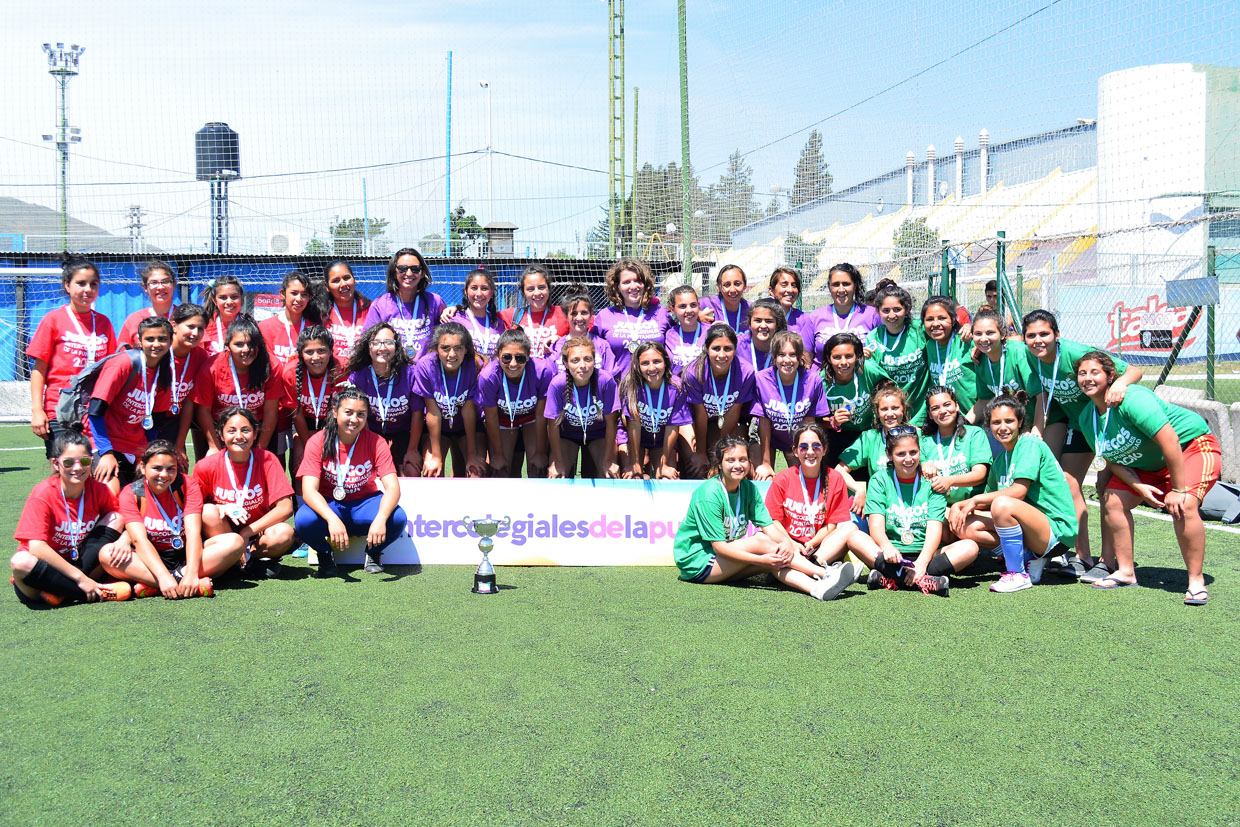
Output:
[330, 217, 391, 257]
[448, 205, 485, 256]
[303, 237, 331, 255]
[790, 130, 833, 208]
[706, 150, 763, 243]
[891, 216, 940, 283]
[783, 233, 826, 282]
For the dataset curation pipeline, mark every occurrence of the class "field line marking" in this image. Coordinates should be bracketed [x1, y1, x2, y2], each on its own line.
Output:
[1086, 499, 1240, 535]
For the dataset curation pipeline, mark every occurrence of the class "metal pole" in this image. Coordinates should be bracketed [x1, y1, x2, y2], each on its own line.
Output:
[363, 177, 369, 257]
[678, 0, 692, 282]
[939, 240, 950, 295]
[995, 230, 1007, 323]
[1207, 245, 1216, 400]
[631, 86, 639, 256]
[1015, 264, 1023, 321]
[1156, 306, 1201, 386]
[58, 76, 68, 249]
[486, 83, 493, 225]
[445, 51, 453, 257]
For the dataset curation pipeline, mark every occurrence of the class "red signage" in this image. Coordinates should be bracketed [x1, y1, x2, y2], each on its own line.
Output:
[1105, 295, 1196, 351]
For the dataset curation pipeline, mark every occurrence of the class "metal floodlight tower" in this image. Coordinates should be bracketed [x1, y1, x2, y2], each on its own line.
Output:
[42, 42, 84, 251]
[195, 123, 241, 254]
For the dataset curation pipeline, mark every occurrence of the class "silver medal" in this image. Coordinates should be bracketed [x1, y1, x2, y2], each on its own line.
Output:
[333, 485, 346, 501]
[717, 415, 725, 429]
[229, 506, 248, 523]
[142, 415, 154, 431]
[1091, 456, 1106, 472]
[171, 404, 179, 415]
[900, 529, 915, 545]
[172, 537, 184, 550]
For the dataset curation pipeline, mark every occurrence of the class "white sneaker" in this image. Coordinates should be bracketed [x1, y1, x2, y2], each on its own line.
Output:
[1027, 555, 1047, 585]
[811, 562, 856, 601]
[990, 572, 1032, 593]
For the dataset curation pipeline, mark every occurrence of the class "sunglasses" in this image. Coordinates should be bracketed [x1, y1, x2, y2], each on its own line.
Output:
[885, 425, 917, 438]
[57, 456, 93, 469]
[395, 264, 424, 275]
[500, 353, 528, 365]
[796, 442, 824, 452]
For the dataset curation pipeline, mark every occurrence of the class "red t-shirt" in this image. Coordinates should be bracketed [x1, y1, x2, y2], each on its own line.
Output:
[199, 316, 236, 360]
[296, 429, 395, 502]
[26, 306, 118, 419]
[169, 348, 209, 414]
[325, 298, 371, 362]
[764, 467, 852, 543]
[119, 475, 204, 553]
[118, 306, 174, 350]
[90, 356, 173, 455]
[498, 305, 569, 358]
[281, 359, 348, 425]
[15, 476, 119, 559]
[192, 447, 294, 522]
[258, 314, 307, 367]
[192, 352, 285, 423]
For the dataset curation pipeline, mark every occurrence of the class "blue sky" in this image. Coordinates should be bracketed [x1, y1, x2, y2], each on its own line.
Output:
[0, 0, 1236, 253]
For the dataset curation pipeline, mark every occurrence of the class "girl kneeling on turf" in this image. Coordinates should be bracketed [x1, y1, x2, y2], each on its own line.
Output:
[672, 437, 854, 601]
[294, 389, 408, 577]
[864, 425, 979, 595]
[193, 407, 297, 579]
[11, 431, 132, 606]
[764, 423, 883, 572]
[106, 440, 247, 599]
[948, 394, 1079, 593]
[1075, 351, 1220, 604]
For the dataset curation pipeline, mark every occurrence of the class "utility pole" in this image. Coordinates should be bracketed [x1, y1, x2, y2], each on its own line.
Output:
[678, 0, 692, 281]
[631, 86, 639, 256]
[41, 42, 84, 251]
[127, 205, 144, 254]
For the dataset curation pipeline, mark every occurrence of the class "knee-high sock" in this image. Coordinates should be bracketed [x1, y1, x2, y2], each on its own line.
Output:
[995, 523, 1026, 573]
[21, 559, 88, 601]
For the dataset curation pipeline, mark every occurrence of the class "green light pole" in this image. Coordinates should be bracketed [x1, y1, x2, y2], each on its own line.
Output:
[678, 0, 692, 283]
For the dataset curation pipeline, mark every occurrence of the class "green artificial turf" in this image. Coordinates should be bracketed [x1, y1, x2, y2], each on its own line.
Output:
[0, 423, 1237, 825]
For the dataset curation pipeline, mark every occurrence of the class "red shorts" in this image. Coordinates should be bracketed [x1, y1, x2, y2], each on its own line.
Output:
[1105, 433, 1221, 502]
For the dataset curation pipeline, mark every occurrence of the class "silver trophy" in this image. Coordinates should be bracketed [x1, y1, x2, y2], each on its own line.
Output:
[463, 515, 511, 594]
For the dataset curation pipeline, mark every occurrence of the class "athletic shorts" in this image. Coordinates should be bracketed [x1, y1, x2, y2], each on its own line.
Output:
[1105, 433, 1221, 504]
[826, 428, 862, 469]
[684, 556, 716, 583]
[1062, 426, 1093, 454]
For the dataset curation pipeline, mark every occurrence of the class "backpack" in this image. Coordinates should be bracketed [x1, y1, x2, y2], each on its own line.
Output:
[130, 476, 185, 517]
[1199, 480, 1240, 524]
[56, 350, 143, 430]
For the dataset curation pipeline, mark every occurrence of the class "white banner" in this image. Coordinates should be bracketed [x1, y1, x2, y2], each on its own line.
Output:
[333, 478, 761, 566]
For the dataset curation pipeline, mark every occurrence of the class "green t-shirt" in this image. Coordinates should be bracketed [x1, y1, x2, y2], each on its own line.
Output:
[975, 340, 1037, 423]
[838, 428, 891, 476]
[864, 469, 947, 553]
[918, 424, 992, 504]
[673, 478, 773, 580]
[866, 319, 928, 426]
[925, 333, 978, 415]
[1074, 384, 1210, 471]
[822, 360, 890, 432]
[986, 436, 1079, 544]
[1025, 338, 1129, 425]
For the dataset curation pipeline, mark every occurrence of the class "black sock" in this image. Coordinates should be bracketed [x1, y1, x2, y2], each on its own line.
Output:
[79, 525, 121, 574]
[927, 552, 955, 577]
[22, 560, 88, 601]
[875, 556, 903, 577]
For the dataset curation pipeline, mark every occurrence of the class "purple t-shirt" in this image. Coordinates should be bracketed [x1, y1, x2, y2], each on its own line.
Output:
[348, 365, 422, 436]
[749, 366, 828, 451]
[622, 379, 692, 448]
[782, 307, 817, 352]
[543, 371, 619, 441]
[682, 358, 757, 421]
[809, 303, 882, 363]
[476, 358, 551, 428]
[363, 290, 448, 359]
[664, 325, 706, 375]
[698, 295, 751, 332]
[458, 310, 507, 359]
[542, 333, 618, 380]
[412, 352, 478, 435]
[736, 332, 776, 374]
[593, 305, 671, 376]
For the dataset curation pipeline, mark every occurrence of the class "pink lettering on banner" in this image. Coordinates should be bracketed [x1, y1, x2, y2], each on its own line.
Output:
[409, 511, 683, 546]
[1106, 295, 1195, 351]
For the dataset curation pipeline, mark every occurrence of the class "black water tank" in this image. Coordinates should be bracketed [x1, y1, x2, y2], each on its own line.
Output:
[195, 122, 241, 181]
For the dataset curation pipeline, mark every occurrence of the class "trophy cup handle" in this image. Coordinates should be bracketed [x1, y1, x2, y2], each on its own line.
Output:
[498, 516, 512, 531]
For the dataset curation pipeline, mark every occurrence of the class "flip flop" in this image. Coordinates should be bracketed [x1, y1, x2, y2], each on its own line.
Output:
[1092, 574, 1138, 589]
[1184, 589, 1209, 606]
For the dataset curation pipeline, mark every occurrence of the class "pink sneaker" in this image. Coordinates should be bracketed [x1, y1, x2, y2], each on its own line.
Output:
[990, 572, 1032, 593]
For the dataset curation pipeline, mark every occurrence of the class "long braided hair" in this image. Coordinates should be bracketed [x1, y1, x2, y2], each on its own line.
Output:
[556, 335, 602, 428]
[322, 388, 372, 461]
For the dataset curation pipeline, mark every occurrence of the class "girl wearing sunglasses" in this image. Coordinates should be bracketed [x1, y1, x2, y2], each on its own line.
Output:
[478, 329, 551, 478]
[347, 322, 424, 477]
[11, 431, 131, 607]
[765, 423, 882, 572]
[364, 247, 446, 360]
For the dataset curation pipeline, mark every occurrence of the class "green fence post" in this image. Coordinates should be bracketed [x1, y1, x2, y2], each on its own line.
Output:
[1015, 264, 1023, 322]
[939, 240, 950, 296]
[995, 231, 1006, 322]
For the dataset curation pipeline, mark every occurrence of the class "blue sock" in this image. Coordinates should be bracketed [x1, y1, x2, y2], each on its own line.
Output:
[995, 523, 1026, 574]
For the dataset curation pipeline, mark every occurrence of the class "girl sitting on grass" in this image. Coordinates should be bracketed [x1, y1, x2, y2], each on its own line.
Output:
[864, 425, 979, 595]
[672, 436, 854, 601]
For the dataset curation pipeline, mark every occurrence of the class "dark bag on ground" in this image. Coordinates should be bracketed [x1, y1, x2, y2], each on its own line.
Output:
[1199, 480, 1240, 523]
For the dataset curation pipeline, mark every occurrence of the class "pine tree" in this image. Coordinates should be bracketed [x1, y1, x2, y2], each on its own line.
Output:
[790, 130, 833, 208]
